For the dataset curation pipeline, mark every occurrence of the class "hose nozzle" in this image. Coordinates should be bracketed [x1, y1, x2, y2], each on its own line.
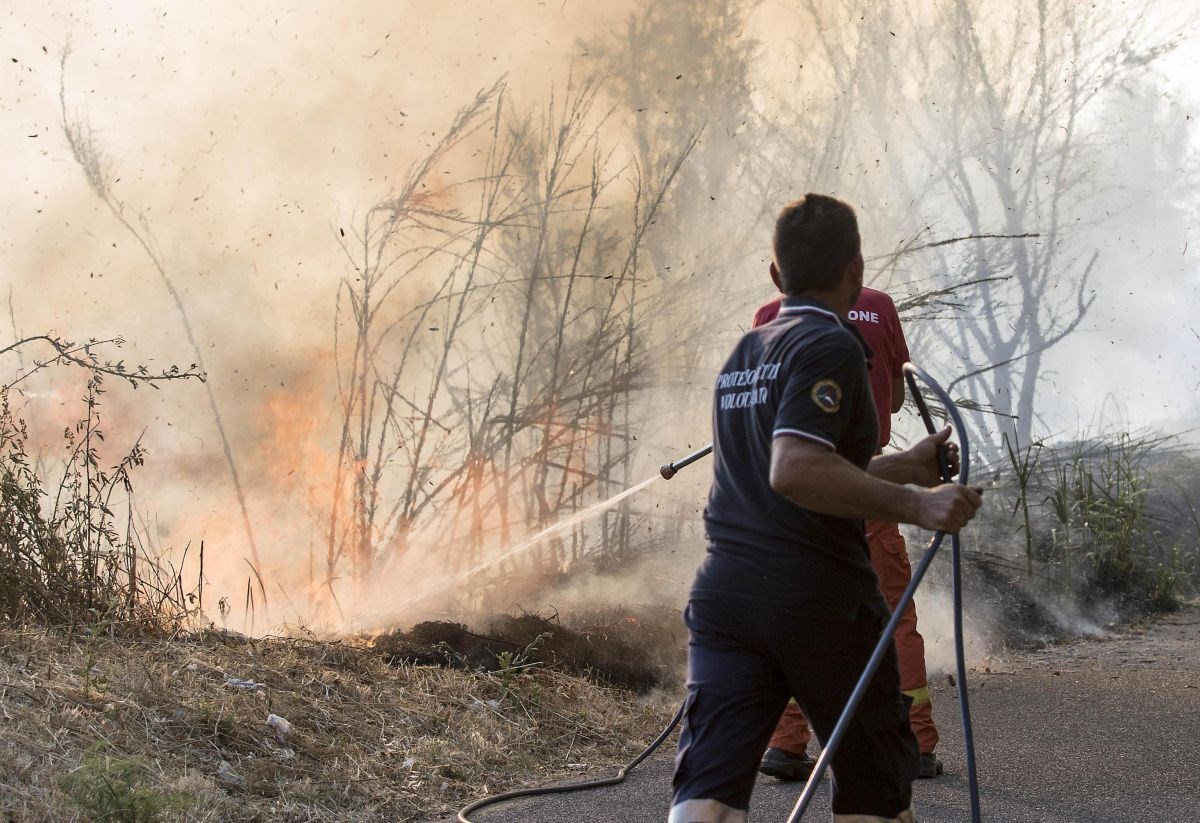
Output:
[659, 443, 713, 480]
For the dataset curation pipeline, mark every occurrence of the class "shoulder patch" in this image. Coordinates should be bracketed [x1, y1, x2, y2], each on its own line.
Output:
[811, 379, 842, 414]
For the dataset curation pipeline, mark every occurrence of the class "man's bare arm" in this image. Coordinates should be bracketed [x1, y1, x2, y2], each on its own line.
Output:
[769, 434, 981, 532]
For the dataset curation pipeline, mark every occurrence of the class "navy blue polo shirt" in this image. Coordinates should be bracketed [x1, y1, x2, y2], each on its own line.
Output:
[692, 296, 883, 619]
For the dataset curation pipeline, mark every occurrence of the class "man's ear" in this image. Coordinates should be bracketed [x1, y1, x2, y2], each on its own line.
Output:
[769, 261, 783, 293]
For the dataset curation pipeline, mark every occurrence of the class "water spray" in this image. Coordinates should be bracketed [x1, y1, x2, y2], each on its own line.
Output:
[355, 476, 660, 622]
[457, 362, 983, 823]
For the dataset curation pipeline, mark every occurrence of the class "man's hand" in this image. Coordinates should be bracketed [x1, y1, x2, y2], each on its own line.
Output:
[906, 426, 960, 487]
[912, 483, 983, 533]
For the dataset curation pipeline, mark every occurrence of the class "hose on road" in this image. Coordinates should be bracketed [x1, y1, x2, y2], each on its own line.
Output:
[456, 701, 685, 822]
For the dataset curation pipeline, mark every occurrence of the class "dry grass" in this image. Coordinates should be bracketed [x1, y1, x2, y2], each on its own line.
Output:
[0, 624, 679, 822]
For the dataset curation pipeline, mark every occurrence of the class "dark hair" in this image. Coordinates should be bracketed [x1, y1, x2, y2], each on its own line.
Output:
[772, 194, 861, 294]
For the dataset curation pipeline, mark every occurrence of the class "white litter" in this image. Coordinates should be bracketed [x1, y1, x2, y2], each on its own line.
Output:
[266, 713, 292, 740]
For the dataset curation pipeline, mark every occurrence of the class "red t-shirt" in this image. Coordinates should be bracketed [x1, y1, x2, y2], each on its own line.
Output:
[751, 288, 910, 446]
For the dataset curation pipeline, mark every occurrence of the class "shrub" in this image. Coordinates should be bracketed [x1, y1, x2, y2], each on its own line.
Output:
[0, 378, 197, 631]
[59, 746, 193, 823]
[1009, 430, 1194, 612]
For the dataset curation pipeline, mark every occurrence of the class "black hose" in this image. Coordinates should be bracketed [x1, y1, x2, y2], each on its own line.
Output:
[785, 362, 982, 822]
[456, 701, 685, 822]
[906, 363, 982, 823]
[784, 541, 949, 820]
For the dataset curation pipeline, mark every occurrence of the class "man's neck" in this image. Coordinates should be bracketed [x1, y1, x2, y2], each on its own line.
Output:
[790, 289, 851, 318]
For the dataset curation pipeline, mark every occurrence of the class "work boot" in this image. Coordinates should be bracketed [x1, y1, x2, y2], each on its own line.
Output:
[758, 747, 816, 781]
[917, 751, 944, 778]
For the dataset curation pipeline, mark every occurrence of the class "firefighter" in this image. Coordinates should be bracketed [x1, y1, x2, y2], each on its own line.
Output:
[753, 287, 944, 781]
[669, 194, 981, 823]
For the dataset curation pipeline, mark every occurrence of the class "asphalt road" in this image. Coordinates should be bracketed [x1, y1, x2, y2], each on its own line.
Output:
[454, 608, 1200, 822]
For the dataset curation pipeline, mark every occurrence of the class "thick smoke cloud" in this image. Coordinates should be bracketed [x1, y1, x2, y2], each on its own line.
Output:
[2, 1, 1198, 644]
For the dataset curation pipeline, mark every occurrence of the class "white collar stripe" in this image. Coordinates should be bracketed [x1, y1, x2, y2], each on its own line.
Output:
[777, 304, 840, 324]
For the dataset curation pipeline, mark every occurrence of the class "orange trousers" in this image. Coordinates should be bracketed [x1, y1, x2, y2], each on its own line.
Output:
[768, 520, 939, 755]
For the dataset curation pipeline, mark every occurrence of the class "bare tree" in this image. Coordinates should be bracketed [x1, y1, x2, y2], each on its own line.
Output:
[587, 0, 764, 352]
[796, 1, 1187, 451]
[321, 68, 700, 611]
[325, 80, 512, 586]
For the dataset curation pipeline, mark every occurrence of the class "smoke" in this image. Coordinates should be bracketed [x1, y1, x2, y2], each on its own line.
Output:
[910, 587, 992, 675]
[2, 0, 1198, 648]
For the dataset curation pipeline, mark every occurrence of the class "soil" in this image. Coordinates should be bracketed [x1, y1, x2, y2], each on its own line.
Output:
[372, 605, 687, 691]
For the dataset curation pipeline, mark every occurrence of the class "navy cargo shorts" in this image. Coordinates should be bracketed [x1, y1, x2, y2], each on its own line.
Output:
[670, 597, 919, 821]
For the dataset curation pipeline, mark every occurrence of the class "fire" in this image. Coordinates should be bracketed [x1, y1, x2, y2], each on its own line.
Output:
[251, 367, 340, 511]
